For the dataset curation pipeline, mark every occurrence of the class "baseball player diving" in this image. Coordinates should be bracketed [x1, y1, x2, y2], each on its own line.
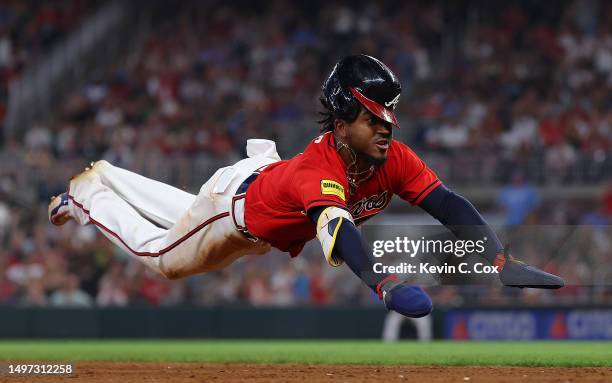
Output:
[49, 54, 564, 317]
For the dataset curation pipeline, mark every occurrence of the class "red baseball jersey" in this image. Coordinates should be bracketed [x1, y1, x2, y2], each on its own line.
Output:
[244, 132, 441, 257]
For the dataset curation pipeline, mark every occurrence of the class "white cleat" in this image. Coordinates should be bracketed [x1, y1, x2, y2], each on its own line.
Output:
[48, 193, 72, 226]
[50, 161, 106, 226]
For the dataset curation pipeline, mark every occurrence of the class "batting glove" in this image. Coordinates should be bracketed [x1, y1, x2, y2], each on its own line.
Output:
[376, 275, 433, 318]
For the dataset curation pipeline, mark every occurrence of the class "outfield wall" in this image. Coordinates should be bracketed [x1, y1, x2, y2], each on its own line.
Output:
[1, 307, 611, 339]
[0, 307, 389, 339]
[445, 308, 612, 340]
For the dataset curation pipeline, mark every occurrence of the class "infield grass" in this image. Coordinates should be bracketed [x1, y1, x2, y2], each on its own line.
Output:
[0, 340, 611, 367]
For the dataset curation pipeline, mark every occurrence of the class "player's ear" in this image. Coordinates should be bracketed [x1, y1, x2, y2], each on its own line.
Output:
[334, 118, 348, 139]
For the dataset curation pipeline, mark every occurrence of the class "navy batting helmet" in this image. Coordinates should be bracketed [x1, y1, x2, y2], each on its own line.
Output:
[320, 54, 401, 131]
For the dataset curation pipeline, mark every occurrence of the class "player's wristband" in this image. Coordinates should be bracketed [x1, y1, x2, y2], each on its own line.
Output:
[375, 274, 399, 300]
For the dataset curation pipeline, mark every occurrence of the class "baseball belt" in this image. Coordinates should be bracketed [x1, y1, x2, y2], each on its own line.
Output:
[232, 172, 260, 241]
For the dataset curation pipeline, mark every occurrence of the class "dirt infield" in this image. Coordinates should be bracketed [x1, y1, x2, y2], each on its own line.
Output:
[1, 362, 611, 382]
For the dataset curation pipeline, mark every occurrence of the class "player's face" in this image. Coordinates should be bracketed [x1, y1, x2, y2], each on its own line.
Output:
[343, 109, 393, 166]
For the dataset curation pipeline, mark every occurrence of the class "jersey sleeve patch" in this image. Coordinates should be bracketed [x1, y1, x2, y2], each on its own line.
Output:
[320, 180, 346, 201]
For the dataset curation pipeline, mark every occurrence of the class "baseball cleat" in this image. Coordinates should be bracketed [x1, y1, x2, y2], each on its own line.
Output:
[49, 161, 103, 226]
[48, 193, 72, 226]
[496, 247, 564, 289]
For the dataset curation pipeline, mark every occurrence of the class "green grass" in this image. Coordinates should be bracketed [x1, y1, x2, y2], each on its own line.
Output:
[0, 340, 611, 367]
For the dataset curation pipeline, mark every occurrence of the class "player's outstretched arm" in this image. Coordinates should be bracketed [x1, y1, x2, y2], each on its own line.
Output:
[308, 206, 432, 317]
[418, 184, 564, 289]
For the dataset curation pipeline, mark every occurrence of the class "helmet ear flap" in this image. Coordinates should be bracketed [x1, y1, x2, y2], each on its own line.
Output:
[322, 74, 359, 123]
[325, 75, 343, 111]
[345, 98, 362, 123]
[334, 87, 361, 122]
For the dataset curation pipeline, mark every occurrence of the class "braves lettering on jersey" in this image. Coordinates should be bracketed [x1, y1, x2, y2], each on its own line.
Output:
[245, 132, 441, 257]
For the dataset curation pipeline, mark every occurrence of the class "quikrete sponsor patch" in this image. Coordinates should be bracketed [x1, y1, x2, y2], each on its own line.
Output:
[321, 180, 345, 201]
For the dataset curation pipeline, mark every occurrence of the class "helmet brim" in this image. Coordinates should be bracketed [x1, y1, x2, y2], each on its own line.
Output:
[350, 87, 400, 128]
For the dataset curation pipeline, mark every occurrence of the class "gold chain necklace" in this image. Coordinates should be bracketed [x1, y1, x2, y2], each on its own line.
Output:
[336, 140, 374, 192]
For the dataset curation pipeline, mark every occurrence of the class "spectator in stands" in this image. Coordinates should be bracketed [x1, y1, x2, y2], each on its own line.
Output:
[21, 279, 48, 307]
[96, 261, 129, 306]
[49, 273, 93, 307]
[498, 172, 540, 225]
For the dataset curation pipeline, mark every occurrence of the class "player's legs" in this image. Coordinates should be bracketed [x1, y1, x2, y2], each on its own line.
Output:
[66, 169, 168, 273]
[91, 160, 196, 229]
[54, 139, 280, 279]
[66, 165, 270, 279]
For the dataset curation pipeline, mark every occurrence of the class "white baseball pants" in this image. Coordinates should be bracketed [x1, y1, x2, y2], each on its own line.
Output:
[67, 139, 280, 279]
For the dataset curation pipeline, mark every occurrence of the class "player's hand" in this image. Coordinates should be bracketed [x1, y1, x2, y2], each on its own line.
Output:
[496, 247, 564, 289]
[377, 276, 432, 318]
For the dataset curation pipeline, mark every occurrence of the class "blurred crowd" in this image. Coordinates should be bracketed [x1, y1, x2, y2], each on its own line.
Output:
[0, 0, 98, 126]
[418, 0, 611, 184]
[0, 0, 610, 308]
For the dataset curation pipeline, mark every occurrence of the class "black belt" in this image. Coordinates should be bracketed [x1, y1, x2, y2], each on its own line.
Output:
[234, 172, 260, 241]
[236, 172, 259, 195]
